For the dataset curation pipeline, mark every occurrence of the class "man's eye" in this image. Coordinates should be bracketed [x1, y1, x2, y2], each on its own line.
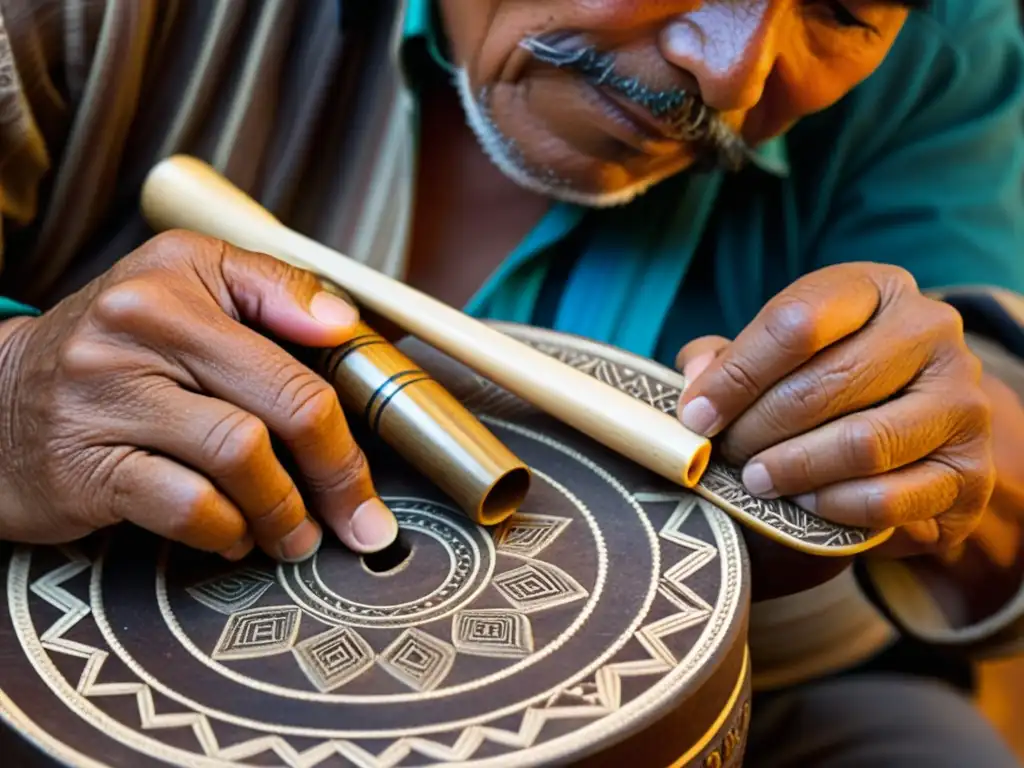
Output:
[820, 0, 874, 29]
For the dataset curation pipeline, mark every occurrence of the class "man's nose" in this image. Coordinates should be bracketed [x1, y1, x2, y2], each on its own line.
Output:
[658, 0, 778, 113]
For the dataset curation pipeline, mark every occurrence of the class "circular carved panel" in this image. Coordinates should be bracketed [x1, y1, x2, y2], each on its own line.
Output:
[0, 327, 752, 767]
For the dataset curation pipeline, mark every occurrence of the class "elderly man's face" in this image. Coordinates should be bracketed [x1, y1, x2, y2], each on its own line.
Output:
[438, 0, 911, 206]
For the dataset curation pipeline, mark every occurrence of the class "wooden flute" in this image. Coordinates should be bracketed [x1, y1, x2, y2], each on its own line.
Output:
[139, 156, 713, 499]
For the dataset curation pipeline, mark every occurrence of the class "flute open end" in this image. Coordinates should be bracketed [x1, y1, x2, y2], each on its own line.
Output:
[319, 323, 532, 527]
[684, 441, 712, 488]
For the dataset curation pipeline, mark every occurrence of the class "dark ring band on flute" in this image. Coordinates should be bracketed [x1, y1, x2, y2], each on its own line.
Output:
[315, 318, 531, 527]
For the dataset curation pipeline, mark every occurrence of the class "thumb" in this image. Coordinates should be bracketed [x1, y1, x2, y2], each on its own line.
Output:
[215, 245, 361, 347]
[675, 335, 731, 382]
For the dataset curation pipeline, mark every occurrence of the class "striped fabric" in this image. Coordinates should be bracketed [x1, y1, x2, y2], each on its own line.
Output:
[0, 0, 413, 306]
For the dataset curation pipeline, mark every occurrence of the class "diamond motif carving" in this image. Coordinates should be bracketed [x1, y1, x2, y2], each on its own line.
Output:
[452, 609, 534, 659]
[186, 568, 275, 615]
[377, 628, 456, 692]
[493, 514, 572, 559]
[293, 626, 375, 692]
[211, 606, 301, 661]
[492, 560, 588, 614]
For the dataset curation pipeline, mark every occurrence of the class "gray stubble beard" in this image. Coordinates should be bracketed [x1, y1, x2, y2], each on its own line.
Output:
[452, 67, 669, 208]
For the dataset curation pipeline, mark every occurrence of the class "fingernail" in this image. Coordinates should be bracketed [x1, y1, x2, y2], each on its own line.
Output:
[279, 518, 323, 562]
[683, 352, 716, 383]
[680, 396, 720, 436]
[310, 291, 358, 328]
[742, 462, 777, 498]
[220, 534, 254, 562]
[351, 498, 399, 550]
[791, 493, 817, 514]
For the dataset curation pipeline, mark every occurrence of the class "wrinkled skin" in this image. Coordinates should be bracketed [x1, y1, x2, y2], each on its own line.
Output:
[0, 1, 1010, 577]
[437, 0, 910, 205]
[676, 263, 996, 559]
[437, 1, 1008, 566]
[0, 232, 399, 561]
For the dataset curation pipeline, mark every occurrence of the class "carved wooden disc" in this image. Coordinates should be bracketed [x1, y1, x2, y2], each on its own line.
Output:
[0, 327, 753, 767]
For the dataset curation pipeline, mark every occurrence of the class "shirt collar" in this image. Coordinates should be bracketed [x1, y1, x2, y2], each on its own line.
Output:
[398, 0, 789, 177]
[401, 0, 453, 85]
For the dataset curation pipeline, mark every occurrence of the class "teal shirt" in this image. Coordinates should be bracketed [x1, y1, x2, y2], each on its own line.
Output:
[4, 0, 1024, 371]
[401, 0, 1024, 366]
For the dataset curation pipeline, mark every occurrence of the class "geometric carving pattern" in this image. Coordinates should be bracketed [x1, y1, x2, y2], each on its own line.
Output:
[523, 334, 878, 553]
[492, 560, 588, 614]
[7, 432, 748, 767]
[292, 626, 375, 692]
[186, 568, 275, 615]
[493, 514, 571, 558]
[452, 609, 534, 658]
[699, 463, 875, 548]
[526, 341, 682, 415]
[4, 323, 754, 767]
[659, 560, 715, 619]
[377, 628, 456, 692]
[633, 493, 717, 667]
[211, 606, 301, 661]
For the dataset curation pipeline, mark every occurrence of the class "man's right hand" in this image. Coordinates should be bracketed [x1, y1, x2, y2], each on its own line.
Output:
[0, 230, 398, 562]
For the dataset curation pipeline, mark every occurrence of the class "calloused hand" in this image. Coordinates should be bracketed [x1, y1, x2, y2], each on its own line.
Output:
[0, 230, 398, 562]
[675, 263, 995, 557]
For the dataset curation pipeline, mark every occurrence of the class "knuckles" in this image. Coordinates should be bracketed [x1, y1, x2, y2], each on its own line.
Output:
[955, 388, 994, 436]
[169, 481, 229, 543]
[55, 337, 114, 380]
[759, 296, 828, 360]
[839, 416, 899, 476]
[90, 278, 172, 333]
[307, 438, 369, 497]
[273, 371, 341, 441]
[859, 487, 910, 531]
[201, 411, 272, 478]
[926, 298, 966, 339]
[772, 367, 835, 424]
[126, 229, 223, 271]
[716, 356, 764, 400]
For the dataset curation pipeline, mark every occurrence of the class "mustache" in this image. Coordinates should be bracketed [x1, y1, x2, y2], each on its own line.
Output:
[519, 35, 753, 172]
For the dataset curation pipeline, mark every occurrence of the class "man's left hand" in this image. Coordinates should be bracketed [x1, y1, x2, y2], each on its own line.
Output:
[675, 262, 995, 557]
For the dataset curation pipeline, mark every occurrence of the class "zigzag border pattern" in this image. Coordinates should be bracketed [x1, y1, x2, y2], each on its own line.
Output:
[15, 486, 733, 768]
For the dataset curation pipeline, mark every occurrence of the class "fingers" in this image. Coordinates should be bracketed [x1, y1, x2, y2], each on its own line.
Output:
[737, 367, 993, 554]
[740, 385, 976, 498]
[788, 452, 990, 554]
[91, 280, 398, 554]
[159, 380, 393, 555]
[675, 335, 730, 382]
[109, 386, 324, 562]
[215, 241, 362, 347]
[138, 231, 362, 348]
[716, 319, 938, 464]
[102, 449, 252, 557]
[678, 266, 895, 437]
